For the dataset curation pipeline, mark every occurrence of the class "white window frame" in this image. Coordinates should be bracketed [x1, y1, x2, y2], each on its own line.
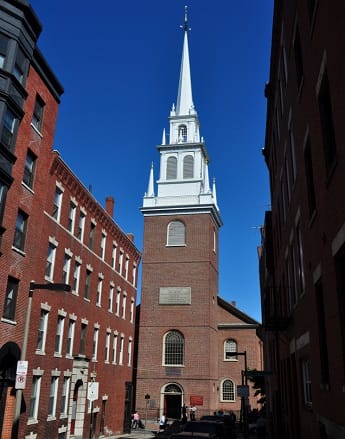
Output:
[100, 232, 106, 260]
[112, 332, 118, 364]
[96, 276, 103, 307]
[119, 335, 124, 365]
[68, 200, 77, 233]
[224, 339, 238, 361]
[128, 337, 132, 366]
[45, 239, 58, 281]
[301, 358, 312, 406]
[47, 374, 59, 418]
[105, 331, 111, 363]
[221, 379, 236, 402]
[122, 292, 127, 319]
[124, 255, 129, 280]
[112, 242, 117, 269]
[119, 250, 124, 275]
[54, 313, 65, 355]
[62, 252, 72, 284]
[108, 284, 114, 312]
[92, 326, 99, 361]
[77, 210, 86, 242]
[115, 288, 121, 316]
[130, 299, 135, 323]
[29, 373, 42, 421]
[60, 374, 71, 417]
[36, 306, 50, 353]
[66, 317, 76, 357]
[52, 185, 63, 222]
[72, 260, 81, 295]
[167, 221, 186, 246]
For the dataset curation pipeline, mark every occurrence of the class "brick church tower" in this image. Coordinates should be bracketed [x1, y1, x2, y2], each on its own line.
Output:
[135, 8, 222, 420]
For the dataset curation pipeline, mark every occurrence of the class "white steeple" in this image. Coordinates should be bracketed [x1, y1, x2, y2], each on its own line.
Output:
[142, 7, 221, 227]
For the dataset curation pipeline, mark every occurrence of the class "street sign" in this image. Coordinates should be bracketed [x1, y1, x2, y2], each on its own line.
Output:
[16, 360, 28, 375]
[237, 385, 249, 397]
[15, 374, 27, 389]
[87, 381, 99, 401]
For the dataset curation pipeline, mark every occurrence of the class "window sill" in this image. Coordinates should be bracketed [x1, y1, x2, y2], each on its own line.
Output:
[12, 246, 26, 256]
[60, 414, 68, 420]
[35, 350, 46, 356]
[30, 122, 43, 137]
[54, 353, 62, 358]
[27, 418, 38, 425]
[22, 181, 35, 194]
[47, 415, 56, 422]
[1, 317, 17, 325]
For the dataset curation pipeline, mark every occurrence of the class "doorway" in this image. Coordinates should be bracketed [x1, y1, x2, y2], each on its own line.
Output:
[162, 383, 183, 420]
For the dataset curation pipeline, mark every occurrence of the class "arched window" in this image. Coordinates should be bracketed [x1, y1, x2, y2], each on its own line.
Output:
[183, 155, 194, 179]
[178, 125, 187, 143]
[166, 156, 177, 180]
[167, 221, 185, 246]
[221, 379, 235, 401]
[164, 330, 184, 365]
[224, 339, 238, 361]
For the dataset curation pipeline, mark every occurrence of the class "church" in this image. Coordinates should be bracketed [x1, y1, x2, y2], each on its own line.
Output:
[134, 8, 263, 422]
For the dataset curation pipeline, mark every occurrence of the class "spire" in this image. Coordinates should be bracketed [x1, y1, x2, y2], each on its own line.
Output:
[176, 6, 194, 116]
[162, 128, 166, 145]
[146, 162, 155, 198]
[204, 159, 210, 193]
[212, 177, 219, 210]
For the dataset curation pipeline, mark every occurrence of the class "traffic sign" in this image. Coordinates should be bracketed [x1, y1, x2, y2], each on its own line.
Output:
[237, 385, 249, 397]
[87, 381, 99, 401]
[16, 360, 28, 375]
[15, 374, 27, 389]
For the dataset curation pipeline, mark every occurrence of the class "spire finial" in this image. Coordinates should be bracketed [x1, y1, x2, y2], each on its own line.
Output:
[180, 5, 191, 32]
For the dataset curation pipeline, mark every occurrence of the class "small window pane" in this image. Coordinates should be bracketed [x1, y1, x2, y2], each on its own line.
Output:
[167, 156, 177, 180]
[167, 221, 185, 246]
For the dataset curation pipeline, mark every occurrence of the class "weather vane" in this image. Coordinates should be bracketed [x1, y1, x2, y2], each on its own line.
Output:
[180, 5, 191, 32]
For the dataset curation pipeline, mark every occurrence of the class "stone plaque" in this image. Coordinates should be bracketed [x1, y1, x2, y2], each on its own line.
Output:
[159, 287, 191, 305]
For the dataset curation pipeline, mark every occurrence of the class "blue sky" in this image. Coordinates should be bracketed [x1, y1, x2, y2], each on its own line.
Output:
[29, 0, 273, 322]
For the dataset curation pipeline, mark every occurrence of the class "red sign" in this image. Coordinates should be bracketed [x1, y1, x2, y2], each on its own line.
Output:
[190, 395, 203, 406]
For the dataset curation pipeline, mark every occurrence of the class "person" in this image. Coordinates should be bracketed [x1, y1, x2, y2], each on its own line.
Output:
[182, 404, 187, 423]
[256, 413, 266, 439]
[132, 411, 140, 429]
[190, 405, 197, 421]
[159, 413, 167, 430]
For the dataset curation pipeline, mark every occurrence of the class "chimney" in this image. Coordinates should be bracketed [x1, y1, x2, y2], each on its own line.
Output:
[231, 301, 236, 308]
[105, 196, 114, 218]
[127, 233, 134, 242]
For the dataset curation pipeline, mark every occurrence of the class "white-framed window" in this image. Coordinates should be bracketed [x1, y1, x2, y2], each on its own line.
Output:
[119, 335, 124, 365]
[108, 284, 114, 312]
[62, 252, 72, 284]
[36, 307, 50, 353]
[183, 155, 194, 178]
[96, 277, 103, 307]
[45, 242, 56, 280]
[301, 358, 312, 406]
[72, 260, 81, 295]
[68, 201, 77, 233]
[54, 314, 65, 355]
[84, 268, 92, 300]
[130, 299, 135, 323]
[23, 149, 37, 189]
[167, 221, 185, 246]
[105, 331, 111, 363]
[77, 211, 86, 241]
[128, 338, 132, 366]
[29, 374, 42, 420]
[112, 242, 117, 269]
[13, 210, 28, 251]
[32, 94, 45, 132]
[119, 250, 124, 275]
[52, 186, 63, 222]
[100, 232, 106, 259]
[132, 264, 137, 286]
[60, 375, 71, 416]
[79, 321, 88, 355]
[224, 339, 238, 361]
[112, 332, 118, 364]
[122, 293, 127, 319]
[66, 317, 76, 357]
[166, 156, 177, 179]
[48, 375, 59, 418]
[163, 330, 184, 366]
[115, 288, 121, 316]
[221, 379, 236, 402]
[178, 124, 187, 142]
[92, 327, 99, 361]
[124, 255, 129, 280]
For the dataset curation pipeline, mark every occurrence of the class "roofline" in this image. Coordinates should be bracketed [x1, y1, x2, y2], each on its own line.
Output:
[217, 296, 260, 325]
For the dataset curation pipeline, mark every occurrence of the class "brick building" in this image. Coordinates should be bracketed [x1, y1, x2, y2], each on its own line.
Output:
[135, 10, 263, 422]
[260, 0, 345, 438]
[0, 1, 140, 438]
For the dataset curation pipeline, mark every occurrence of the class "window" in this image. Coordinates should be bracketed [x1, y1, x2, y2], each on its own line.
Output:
[62, 253, 71, 284]
[164, 330, 184, 366]
[29, 375, 42, 419]
[296, 223, 305, 295]
[318, 68, 337, 175]
[108, 285, 114, 312]
[36, 309, 49, 352]
[304, 137, 316, 217]
[178, 124, 187, 142]
[55, 315, 65, 355]
[166, 156, 177, 179]
[119, 250, 124, 275]
[119, 335, 124, 365]
[32, 95, 45, 131]
[14, 47, 26, 83]
[45, 242, 57, 280]
[0, 182, 7, 226]
[77, 211, 86, 241]
[23, 150, 37, 189]
[48, 375, 59, 417]
[124, 256, 129, 280]
[1, 108, 17, 150]
[183, 155, 194, 178]
[128, 338, 132, 366]
[60, 376, 71, 415]
[79, 322, 87, 355]
[105, 331, 110, 363]
[293, 25, 304, 90]
[84, 269, 91, 300]
[301, 358, 312, 406]
[122, 293, 127, 319]
[224, 339, 238, 361]
[115, 289, 121, 316]
[315, 279, 329, 386]
[111, 243, 117, 269]
[222, 379, 235, 401]
[13, 210, 28, 251]
[100, 232, 106, 259]
[130, 299, 135, 323]
[68, 201, 77, 233]
[72, 261, 81, 294]
[132, 264, 137, 286]
[92, 327, 99, 361]
[89, 221, 96, 250]
[112, 332, 118, 364]
[96, 277, 103, 306]
[0, 34, 9, 68]
[3, 277, 19, 321]
[66, 319, 75, 357]
[52, 186, 63, 221]
[167, 221, 185, 246]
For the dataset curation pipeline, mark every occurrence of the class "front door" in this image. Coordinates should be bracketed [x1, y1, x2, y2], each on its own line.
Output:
[165, 394, 182, 420]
